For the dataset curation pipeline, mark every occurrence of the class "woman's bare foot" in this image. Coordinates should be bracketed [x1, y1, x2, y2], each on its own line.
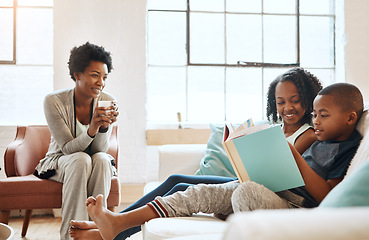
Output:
[70, 220, 97, 230]
[86, 195, 124, 240]
[69, 228, 103, 240]
[69, 220, 102, 240]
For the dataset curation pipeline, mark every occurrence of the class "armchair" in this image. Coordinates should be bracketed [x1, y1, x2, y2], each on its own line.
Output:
[0, 125, 120, 237]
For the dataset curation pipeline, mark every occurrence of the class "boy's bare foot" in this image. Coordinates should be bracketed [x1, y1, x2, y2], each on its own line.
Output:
[86, 195, 123, 240]
[85, 194, 158, 240]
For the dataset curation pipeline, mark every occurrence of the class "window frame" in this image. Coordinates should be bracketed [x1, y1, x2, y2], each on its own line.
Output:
[147, 0, 337, 124]
[0, 1, 16, 64]
[0, 0, 53, 65]
[0, 0, 53, 126]
[186, 0, 301, 68]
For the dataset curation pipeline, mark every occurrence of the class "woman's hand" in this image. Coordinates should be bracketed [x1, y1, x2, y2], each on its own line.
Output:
[107, 101, 119, 125]
[88, 101, 119, 137]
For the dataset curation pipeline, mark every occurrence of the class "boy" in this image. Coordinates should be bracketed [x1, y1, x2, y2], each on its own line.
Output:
[70, 83, 364, 240]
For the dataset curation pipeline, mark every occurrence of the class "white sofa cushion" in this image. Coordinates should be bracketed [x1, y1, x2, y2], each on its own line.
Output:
[158, 144, 206, 182]
[143, 215, 226, 240]
[346, 107, 369, 176]
[222, 207, 369, 240]
[164, 234, 223, 240]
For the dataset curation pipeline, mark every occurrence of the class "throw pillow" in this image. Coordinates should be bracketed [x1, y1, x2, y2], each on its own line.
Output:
[319, 156, 369, 208]
[195, 124, 237, 177]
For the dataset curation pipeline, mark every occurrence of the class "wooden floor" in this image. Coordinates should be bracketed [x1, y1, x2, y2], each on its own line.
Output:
[8, 215, 61, 240]
[8, 215, 143, 240]
[6, 185, 145, 239]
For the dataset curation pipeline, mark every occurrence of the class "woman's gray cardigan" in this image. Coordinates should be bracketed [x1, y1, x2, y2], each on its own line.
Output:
[34, 88, 116, 178]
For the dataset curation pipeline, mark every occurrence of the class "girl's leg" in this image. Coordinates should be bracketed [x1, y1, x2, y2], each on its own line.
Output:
[114, 174, 235, 239]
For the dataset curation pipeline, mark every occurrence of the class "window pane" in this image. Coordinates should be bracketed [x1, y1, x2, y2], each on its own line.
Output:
[17, 8, 53, 65]
[148, 11, 187, 66]
[300, 0, 333, 15]
[263, 15, 297, 63]
[264, 0, 296, 14]
[0, 9, 13, 61]
[227, 14, 262, 63]
[0, 65, 52, 125]
[306, 68, 335, 87]
[190, 0, 224, 12]
[263, 68, 291, 96]
[147, 0, 186, 10]
[226, 68, 263, 122]
[190, 13, 225, 64]
[300, 16, 334, 68]
[18, 0, 53, 7]
[147, 66, 186, 122]
[0, 1, 13, 7]
[226, 0, 261, 13]
[188, 66, 224, 122]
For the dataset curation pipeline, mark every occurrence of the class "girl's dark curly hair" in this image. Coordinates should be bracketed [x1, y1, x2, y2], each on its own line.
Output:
[68, 42, 113, 81]
[266, 67, 322, 125]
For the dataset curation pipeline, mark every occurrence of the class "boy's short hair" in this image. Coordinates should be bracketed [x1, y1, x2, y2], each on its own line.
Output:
[318, 83, 364, 120]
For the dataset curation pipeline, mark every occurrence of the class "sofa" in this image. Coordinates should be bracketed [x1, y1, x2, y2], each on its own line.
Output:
[143, 105, 369, 240]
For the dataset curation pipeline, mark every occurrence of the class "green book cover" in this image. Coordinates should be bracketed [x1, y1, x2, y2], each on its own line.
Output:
[227, 126, 305, 192]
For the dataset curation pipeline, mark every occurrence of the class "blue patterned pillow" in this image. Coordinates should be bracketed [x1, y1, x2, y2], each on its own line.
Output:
[195, 124, 237, 177]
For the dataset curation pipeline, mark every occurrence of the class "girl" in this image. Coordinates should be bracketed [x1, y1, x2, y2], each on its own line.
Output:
[70, 67, 322, 240]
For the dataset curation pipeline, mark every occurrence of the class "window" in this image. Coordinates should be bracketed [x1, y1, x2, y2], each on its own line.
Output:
[147, 0, 336, 124]
[0, 0, 53, 125]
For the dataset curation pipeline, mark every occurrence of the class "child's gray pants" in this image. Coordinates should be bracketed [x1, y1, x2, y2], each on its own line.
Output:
[155, 181, 301, 218]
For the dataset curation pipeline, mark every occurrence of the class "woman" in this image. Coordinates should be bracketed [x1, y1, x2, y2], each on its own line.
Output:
[34, 42, 119, 240]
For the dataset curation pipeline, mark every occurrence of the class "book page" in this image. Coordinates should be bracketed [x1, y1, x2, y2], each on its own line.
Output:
[225, 119, 253, 141]
[227, 124, 269, 141]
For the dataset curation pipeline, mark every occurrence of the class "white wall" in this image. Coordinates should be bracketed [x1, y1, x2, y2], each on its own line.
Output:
[344, 0, 369, 101]
[54, 0, 149, 183]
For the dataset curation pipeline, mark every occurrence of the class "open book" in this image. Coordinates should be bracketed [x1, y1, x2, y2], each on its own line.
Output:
[222, 119, 305, 192]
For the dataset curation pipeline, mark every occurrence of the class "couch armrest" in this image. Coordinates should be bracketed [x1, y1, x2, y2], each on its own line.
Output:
[158, 144, 207, 182]
[223, 207, 369, 240]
